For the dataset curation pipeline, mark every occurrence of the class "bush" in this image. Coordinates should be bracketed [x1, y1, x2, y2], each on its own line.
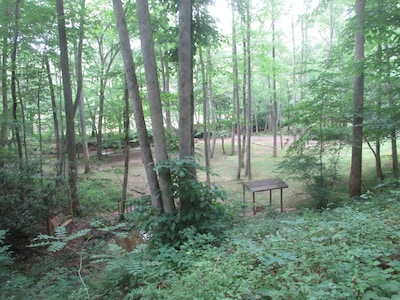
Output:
[0, 163, 48, 237]
[127, 158, 232, 247]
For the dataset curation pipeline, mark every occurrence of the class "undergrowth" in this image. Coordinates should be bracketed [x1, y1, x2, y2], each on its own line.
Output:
[95, 188, 400, 299]
[1, 180, 400, 299]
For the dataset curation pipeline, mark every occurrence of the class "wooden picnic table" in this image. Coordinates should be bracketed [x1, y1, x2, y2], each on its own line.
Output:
[242, 178, 288, 214]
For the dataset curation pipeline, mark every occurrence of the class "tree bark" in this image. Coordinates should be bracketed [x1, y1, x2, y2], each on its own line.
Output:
[120, 83, 130, 220]
[96, 39, 119, 160]
[207, 49, 217, 160]
[112, 0, 163, 212]
[45, 54, 63, 184]
[11, 0, 22, 169]
[159, 46, 172, 131]
[0, 1, 10, 153]
[199, 47, 210, 183]
[75, 0, 90, 174]
[56, 0, 81, 215]
[384, 42, 399, 178]
[272, 16, 278, 158]
[349, 0, 365, 197]
[245, 1, 252, 179]
[136, 0, 175, 214]
[232, 2, 242, 179]
[178, 0, 194, 160]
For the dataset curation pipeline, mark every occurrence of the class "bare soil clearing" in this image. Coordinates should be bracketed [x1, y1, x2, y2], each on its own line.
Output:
[78, 134, 310, 211]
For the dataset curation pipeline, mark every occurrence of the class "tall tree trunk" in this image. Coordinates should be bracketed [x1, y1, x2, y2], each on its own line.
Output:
[136, 0, 175, 214]
[11, 0, 22, 169]
[207, 49, 217, 160]
[241, 37, 247, 169]
[56, 0, 80, 215]
[45, 54, 63, 184]
[120, 83, 130, 220]
[290, 0, 297, 142]
[245, 1, 252, 179]
[272, 16, 278, 158]
[159, 46, 172, 131]
[349, 0, 365, 197]
[384, 42, 399, 178]
[37, 66, 44, 187]
[0, 1, 10, 154]
[232, 3, 241, 179]
[96, 39, 119, 160]
[75, 0, 90, 174]
[96, 74, 105, 160]
[178, 0, 194, 161]
[199, 47, 210, 183]
[17, 74, 28, 162]
[112, 0, 163, 212]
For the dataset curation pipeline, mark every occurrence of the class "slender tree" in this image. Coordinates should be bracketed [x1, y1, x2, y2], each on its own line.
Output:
[74, 0, 91, 174]
[244, 0, 252, 179]
[136, 0, 175, 214]
[349, 0, 365, 197]
[199, 47, 211, 183]
[0, 0, 11, 153]
[232, 2, 242, 179]
[56, 0, 81, 214]
[271, 5, 278, 158]
[120, 82, 129, 220]
[45, 54, 63, 184]
[112, 0, 163, 212]
[178, 0, 194, 161]
[11, 0, 23, 169]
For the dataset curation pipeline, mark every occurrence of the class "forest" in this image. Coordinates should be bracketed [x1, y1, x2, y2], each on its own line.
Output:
[1, 0, 400, 298]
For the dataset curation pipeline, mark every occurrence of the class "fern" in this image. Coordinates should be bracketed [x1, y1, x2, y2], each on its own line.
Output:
[30, 227, 92, 252]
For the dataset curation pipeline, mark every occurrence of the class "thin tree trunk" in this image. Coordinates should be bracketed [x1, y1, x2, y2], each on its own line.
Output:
[0, 2, 10, 153]
[207, 49, 217, 160]
[364, 136, 384, 182]
[37, 65, 45, 187]
[199, 48, 210, 183]
[272, 16, 278, 158]
[349, 0, 365, 197]
[75, 0, 90, 174]
[120, 83, 130, 220]
[159, 46, 172, 131]
[45, 54, 63, 184]
[384, 42, 399, 178]
[11, 0, 22, 169]
[17, 68, 28, 162]
[245, 1, 252, 179]
[290, 0, 297, 142]
[136, 0, 175, 214]
[112, 0, 163, 212]
[232, 2, 241, 179]
[96, 39, 119, 160]
[178, 0, 194, 160]
[56, 0, 80, 215]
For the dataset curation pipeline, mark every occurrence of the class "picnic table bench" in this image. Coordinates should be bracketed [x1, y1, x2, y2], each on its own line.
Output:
[242, 178, 288, 215]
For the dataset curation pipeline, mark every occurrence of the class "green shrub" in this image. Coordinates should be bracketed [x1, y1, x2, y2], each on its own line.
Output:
[127, 158, 232, 247]
[0, 163, 48, 237]
[279, 140, 344, 209]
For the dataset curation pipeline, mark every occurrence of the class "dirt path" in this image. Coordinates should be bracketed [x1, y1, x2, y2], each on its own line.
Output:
[79, 134, 296, 199]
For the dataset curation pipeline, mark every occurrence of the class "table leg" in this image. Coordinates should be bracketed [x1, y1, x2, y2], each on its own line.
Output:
[269, 190, 272, 206]
[280, 188, 283, 213]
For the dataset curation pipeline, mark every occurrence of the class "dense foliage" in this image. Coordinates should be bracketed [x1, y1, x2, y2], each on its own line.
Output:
[0, 163, 47, 237]
[1, 181, 399, 299]
[129, 158, 234, 247]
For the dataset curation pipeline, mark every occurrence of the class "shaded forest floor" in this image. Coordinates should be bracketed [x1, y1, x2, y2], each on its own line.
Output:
[77, 133, 309, 214]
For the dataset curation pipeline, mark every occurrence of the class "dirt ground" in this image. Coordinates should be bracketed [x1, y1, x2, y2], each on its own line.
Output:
[78, 133, 308, 212]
